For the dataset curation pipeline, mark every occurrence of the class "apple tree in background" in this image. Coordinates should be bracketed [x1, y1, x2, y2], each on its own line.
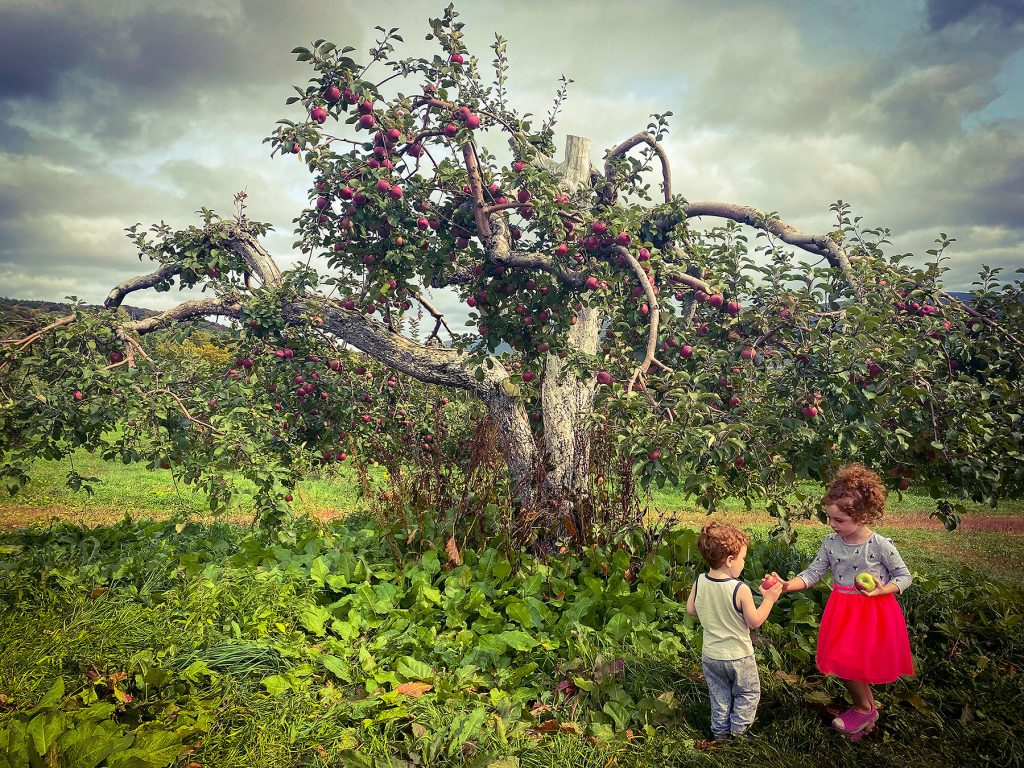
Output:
[2, 5, 1022, 542]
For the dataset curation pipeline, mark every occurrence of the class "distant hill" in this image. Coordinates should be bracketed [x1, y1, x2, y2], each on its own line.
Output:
[0, 297, 229, 334]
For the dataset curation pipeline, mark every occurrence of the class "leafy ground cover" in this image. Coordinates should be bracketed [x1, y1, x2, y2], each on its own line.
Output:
[1, 511, 1022, 767]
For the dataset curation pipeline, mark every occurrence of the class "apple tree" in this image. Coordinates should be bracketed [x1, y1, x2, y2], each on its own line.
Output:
[2, 6, 1022, 542]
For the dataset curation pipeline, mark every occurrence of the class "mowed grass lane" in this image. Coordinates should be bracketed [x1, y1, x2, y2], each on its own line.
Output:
[2, 449, 1022, 582]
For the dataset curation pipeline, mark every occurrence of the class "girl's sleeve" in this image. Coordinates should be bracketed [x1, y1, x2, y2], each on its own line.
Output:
[880, 538, 913, 593]
[795, 539, 831, 588]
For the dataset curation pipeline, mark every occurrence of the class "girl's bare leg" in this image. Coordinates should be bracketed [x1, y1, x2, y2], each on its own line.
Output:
[844, 679, 875, 712]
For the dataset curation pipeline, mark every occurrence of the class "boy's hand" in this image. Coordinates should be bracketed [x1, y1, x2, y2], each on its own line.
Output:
[758, 572, 784, 600]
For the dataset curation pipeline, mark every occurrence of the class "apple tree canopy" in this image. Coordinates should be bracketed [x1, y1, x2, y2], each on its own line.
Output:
[1, 5, 1022, 540]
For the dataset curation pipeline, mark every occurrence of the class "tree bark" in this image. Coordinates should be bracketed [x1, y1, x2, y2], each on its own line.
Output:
[536, 136, 603, 539]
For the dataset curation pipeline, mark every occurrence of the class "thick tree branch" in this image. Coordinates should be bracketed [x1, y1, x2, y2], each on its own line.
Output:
[612, 246, 671, 392]
[668, 268, 712, 294]
[298, 300, 526, 409]
[223, 223, 283, 288]
[606, 132, 672, 203]
[124, 299, 244, 335]
[485, 215, 585, 287]
[683, 201, 864, 300]
[462, 142, 492, 240]
[105, 265, 180, 308]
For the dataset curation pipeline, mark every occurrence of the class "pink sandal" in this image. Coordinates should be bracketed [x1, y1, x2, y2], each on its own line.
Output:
[832, 706, 878, 734]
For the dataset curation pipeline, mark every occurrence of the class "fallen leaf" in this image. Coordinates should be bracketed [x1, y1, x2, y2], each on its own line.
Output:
[803, 690, 833, 706]
[395, 682, 433, 698]
[773, 670, 801, 685]
[445, 537, 462, 566]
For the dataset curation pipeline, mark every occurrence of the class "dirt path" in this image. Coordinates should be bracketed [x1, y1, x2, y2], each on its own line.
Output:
[663, 510, 1024, 534]
[2, 504, 1022, 533]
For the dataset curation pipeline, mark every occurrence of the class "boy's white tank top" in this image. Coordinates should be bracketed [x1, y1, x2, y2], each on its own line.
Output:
[694, 574, 754, 660]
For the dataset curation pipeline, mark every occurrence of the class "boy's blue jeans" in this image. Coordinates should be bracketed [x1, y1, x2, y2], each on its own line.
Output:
[701, 654, 761, 738]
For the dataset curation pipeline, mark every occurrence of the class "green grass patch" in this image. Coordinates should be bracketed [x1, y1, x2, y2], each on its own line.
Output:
[6, 450, 1023, 524]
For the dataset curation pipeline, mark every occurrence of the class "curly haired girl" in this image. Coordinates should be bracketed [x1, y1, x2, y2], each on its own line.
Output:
[782, 464, 914, 736]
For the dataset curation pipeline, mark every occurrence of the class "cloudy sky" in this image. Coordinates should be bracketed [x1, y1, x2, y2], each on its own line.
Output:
[1, 0, 1022, 318]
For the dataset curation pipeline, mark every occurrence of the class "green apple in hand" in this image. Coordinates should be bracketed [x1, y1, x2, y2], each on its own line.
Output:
[855, 572, 877, 592]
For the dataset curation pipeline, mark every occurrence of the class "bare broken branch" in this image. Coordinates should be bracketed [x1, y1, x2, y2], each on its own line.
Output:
[606, 132, 672, 203]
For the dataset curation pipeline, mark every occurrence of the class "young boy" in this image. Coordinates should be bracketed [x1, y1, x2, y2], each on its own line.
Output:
[686, 521, 784, 740]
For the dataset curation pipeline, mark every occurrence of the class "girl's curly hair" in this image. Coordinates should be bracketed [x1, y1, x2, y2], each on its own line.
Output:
[697, 521, 750, 568]
[822, 463, 887, 524]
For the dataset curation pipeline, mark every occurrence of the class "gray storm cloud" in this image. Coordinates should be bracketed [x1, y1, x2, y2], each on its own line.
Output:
[0, 0, 1021, 311]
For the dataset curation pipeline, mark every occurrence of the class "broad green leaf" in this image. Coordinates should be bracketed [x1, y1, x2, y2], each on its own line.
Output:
[261, 674, 292, 696]
[498, 630, 538, 652]
[396, 656, 433, 682]
[322, 655, 352, 682]
[29, 679, 64, 714]
[310, 556, 330, 586]
[27, 711, 65, 759]
[59, 724, 120, 768]
[602, 700, 632, 731]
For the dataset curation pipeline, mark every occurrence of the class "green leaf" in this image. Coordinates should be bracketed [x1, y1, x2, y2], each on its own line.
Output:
[106, 728, 181, 768]
[30, 678, 65, 714]
[602, 700, 632, 731]
[505, 599, 535, 628]
[498, 630, 538, 652]
[27, 711, 65, 759]
[59, 725, 120, 768]
[420, 550, 441, 575]
[396, 656, 434, 682]
[322, 655, 351, 682]
[261, 674, 292, 696]
[310, 556, 330, 586]
[297, 604, 330, 636]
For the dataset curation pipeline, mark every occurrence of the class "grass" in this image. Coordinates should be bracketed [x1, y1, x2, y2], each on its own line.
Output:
[2, 516, 1021, 768]
[5, 449, 1022, 587]
[5, 448, 1024, 522]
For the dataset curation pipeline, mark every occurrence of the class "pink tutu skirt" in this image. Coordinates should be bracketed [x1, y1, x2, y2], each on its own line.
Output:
[816, 585, 915, 684]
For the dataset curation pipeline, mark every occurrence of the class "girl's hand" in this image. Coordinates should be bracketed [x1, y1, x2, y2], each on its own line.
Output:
[858, 584, 885, 598]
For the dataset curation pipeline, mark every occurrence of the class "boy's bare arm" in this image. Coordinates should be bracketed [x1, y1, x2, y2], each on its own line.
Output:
[738, 580, 784, 628]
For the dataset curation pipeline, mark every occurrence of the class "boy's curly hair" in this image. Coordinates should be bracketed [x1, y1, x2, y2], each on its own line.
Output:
[697, 521, 749, 568]
[821, 463, 887, 524]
